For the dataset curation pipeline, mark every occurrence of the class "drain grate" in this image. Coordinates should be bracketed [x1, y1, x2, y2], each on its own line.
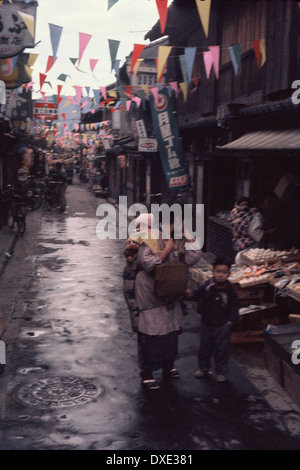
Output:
[16, 376, 102, 409]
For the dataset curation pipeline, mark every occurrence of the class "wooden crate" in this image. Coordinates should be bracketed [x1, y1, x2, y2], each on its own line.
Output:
[233, 303, 279, 332]
[231, 329, 264, 344]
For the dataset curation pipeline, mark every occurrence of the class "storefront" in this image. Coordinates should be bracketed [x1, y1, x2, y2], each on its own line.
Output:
[206, 128, 300, 260]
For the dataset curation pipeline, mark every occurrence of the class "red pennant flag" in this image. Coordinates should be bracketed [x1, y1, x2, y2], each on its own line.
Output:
[39, 72, 47, 90]
[61, 113, 66, 120]
[130, 44, 146, 75]
[45, 56, 57, 74]
[155, 0, 168, 34]
[252, 40, 261, 68]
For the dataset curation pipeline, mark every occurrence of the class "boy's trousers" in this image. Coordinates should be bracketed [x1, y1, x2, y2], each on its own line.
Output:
[198, 321, 232, 375]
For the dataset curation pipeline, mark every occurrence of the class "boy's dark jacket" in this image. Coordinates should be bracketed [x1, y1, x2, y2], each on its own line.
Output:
[186, 278, 239, 325]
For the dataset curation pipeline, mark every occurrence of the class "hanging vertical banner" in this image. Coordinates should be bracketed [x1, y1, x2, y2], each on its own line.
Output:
[149, 88, 189, 194]
[0, 1, 37, 57]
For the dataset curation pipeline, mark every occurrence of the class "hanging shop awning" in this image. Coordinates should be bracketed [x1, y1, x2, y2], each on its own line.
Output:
[214, 129, 300, 156]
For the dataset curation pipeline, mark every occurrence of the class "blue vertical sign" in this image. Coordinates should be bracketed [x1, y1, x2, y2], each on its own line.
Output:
[149, 88, 189, 194]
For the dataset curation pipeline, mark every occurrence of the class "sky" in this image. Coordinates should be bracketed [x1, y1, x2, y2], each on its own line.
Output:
[27, 0, 172, 98]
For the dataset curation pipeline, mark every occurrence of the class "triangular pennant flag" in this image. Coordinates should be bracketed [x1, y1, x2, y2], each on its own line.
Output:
[61, 113, 66, 120]
[24, 65, 32, 79]
[191, 77, 199, 92]
[17, 11, 35, 37]
[40, 91, 49, 103]
[39, 72, 47, 91]
[157, 45, 172, 83]
[28, 53, 38, 67]
[126, 100, 132, 112]
[169, 81, 179, 98]
[179, 82, 188, 102]
[7, 55, 19, 75]
[252, 40, 261, 68]
[260, 39, 266, 67]
[100, 86, 107, 101]
[133, 58, 144, 78]
[184, 47, 197, 83]
[57, 84, 62, 106]
[229, 44, 241, 75]
[63, 98, 71, 107]
[70, 58, 78, 67]
[203, 50, 213, 79]
[108, 39, 120, 71]
[108, 0, 119, 11]
[90, 59, 98, 74]
[57, 73, 70, 82]
[93, 89, 100, 107]
[195, 0, 211, 38]
[150, 86, 160, 106]
[45, 56, 57, 74]
[49, 23, 63, 60]
[179, 55, 189, 84]
[209, 45, 220, 79]
[155, 0, 168, 35]
[114, 59, 121, 80]
[78, 32, 92, 67]
[74, 85, 82, 105]
[140, 84, 150, 98]
[130, 44, 146, 75]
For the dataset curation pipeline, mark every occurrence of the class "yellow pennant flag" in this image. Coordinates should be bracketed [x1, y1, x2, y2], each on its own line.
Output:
[195, 0, 211, 38]
[24, 65, 33, 79]
[140, 84, 149, 98]
[63, 98, 71, 107]
[108, 90, 117, 98]
[260, 39, 266, 67]
[17, 11, 35, 38]
[28, 54, 38, 67]
[133, 58, 144, 78]
[179, 82, 187, 102]
[157, 46, 172, 83]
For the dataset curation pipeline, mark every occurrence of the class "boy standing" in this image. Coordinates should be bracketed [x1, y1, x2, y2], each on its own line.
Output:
[185, 257, 239, 383]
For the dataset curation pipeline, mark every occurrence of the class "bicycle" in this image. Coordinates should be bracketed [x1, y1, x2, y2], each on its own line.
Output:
[1, 186, 27, 236]
[43, 181, 66, 213]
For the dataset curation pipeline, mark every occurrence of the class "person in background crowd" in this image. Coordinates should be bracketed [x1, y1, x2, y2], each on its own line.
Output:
[247, 191, 278, 250]
[185, 257, 239, 383]
[227, 197, 258, 263]
[228, 193, 278, 264]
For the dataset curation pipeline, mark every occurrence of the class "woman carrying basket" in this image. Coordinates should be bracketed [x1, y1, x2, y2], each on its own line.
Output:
[126, 212, 201, 390]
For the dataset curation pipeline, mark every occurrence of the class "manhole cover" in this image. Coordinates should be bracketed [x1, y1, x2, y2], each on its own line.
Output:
[16, 376, 102, 409]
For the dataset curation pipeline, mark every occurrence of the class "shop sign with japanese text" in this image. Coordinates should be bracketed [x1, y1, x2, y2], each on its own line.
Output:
[0, 1, 37, 58]
[149, 88, 189, 194]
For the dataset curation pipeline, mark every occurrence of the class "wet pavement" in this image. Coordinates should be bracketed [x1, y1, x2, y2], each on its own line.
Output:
[0, 175, 300, 451]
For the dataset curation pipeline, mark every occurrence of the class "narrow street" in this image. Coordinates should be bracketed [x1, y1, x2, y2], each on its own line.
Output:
[0, 175, 300, 452]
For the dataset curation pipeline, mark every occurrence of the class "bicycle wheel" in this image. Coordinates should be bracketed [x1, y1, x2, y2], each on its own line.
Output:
[17, 216, 26, 236]
[28, 195, 42, 211]
[7, 208, 15, 230]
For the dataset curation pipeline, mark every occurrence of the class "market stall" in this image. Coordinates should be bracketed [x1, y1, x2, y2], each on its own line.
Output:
[190, 247, 300, 343]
